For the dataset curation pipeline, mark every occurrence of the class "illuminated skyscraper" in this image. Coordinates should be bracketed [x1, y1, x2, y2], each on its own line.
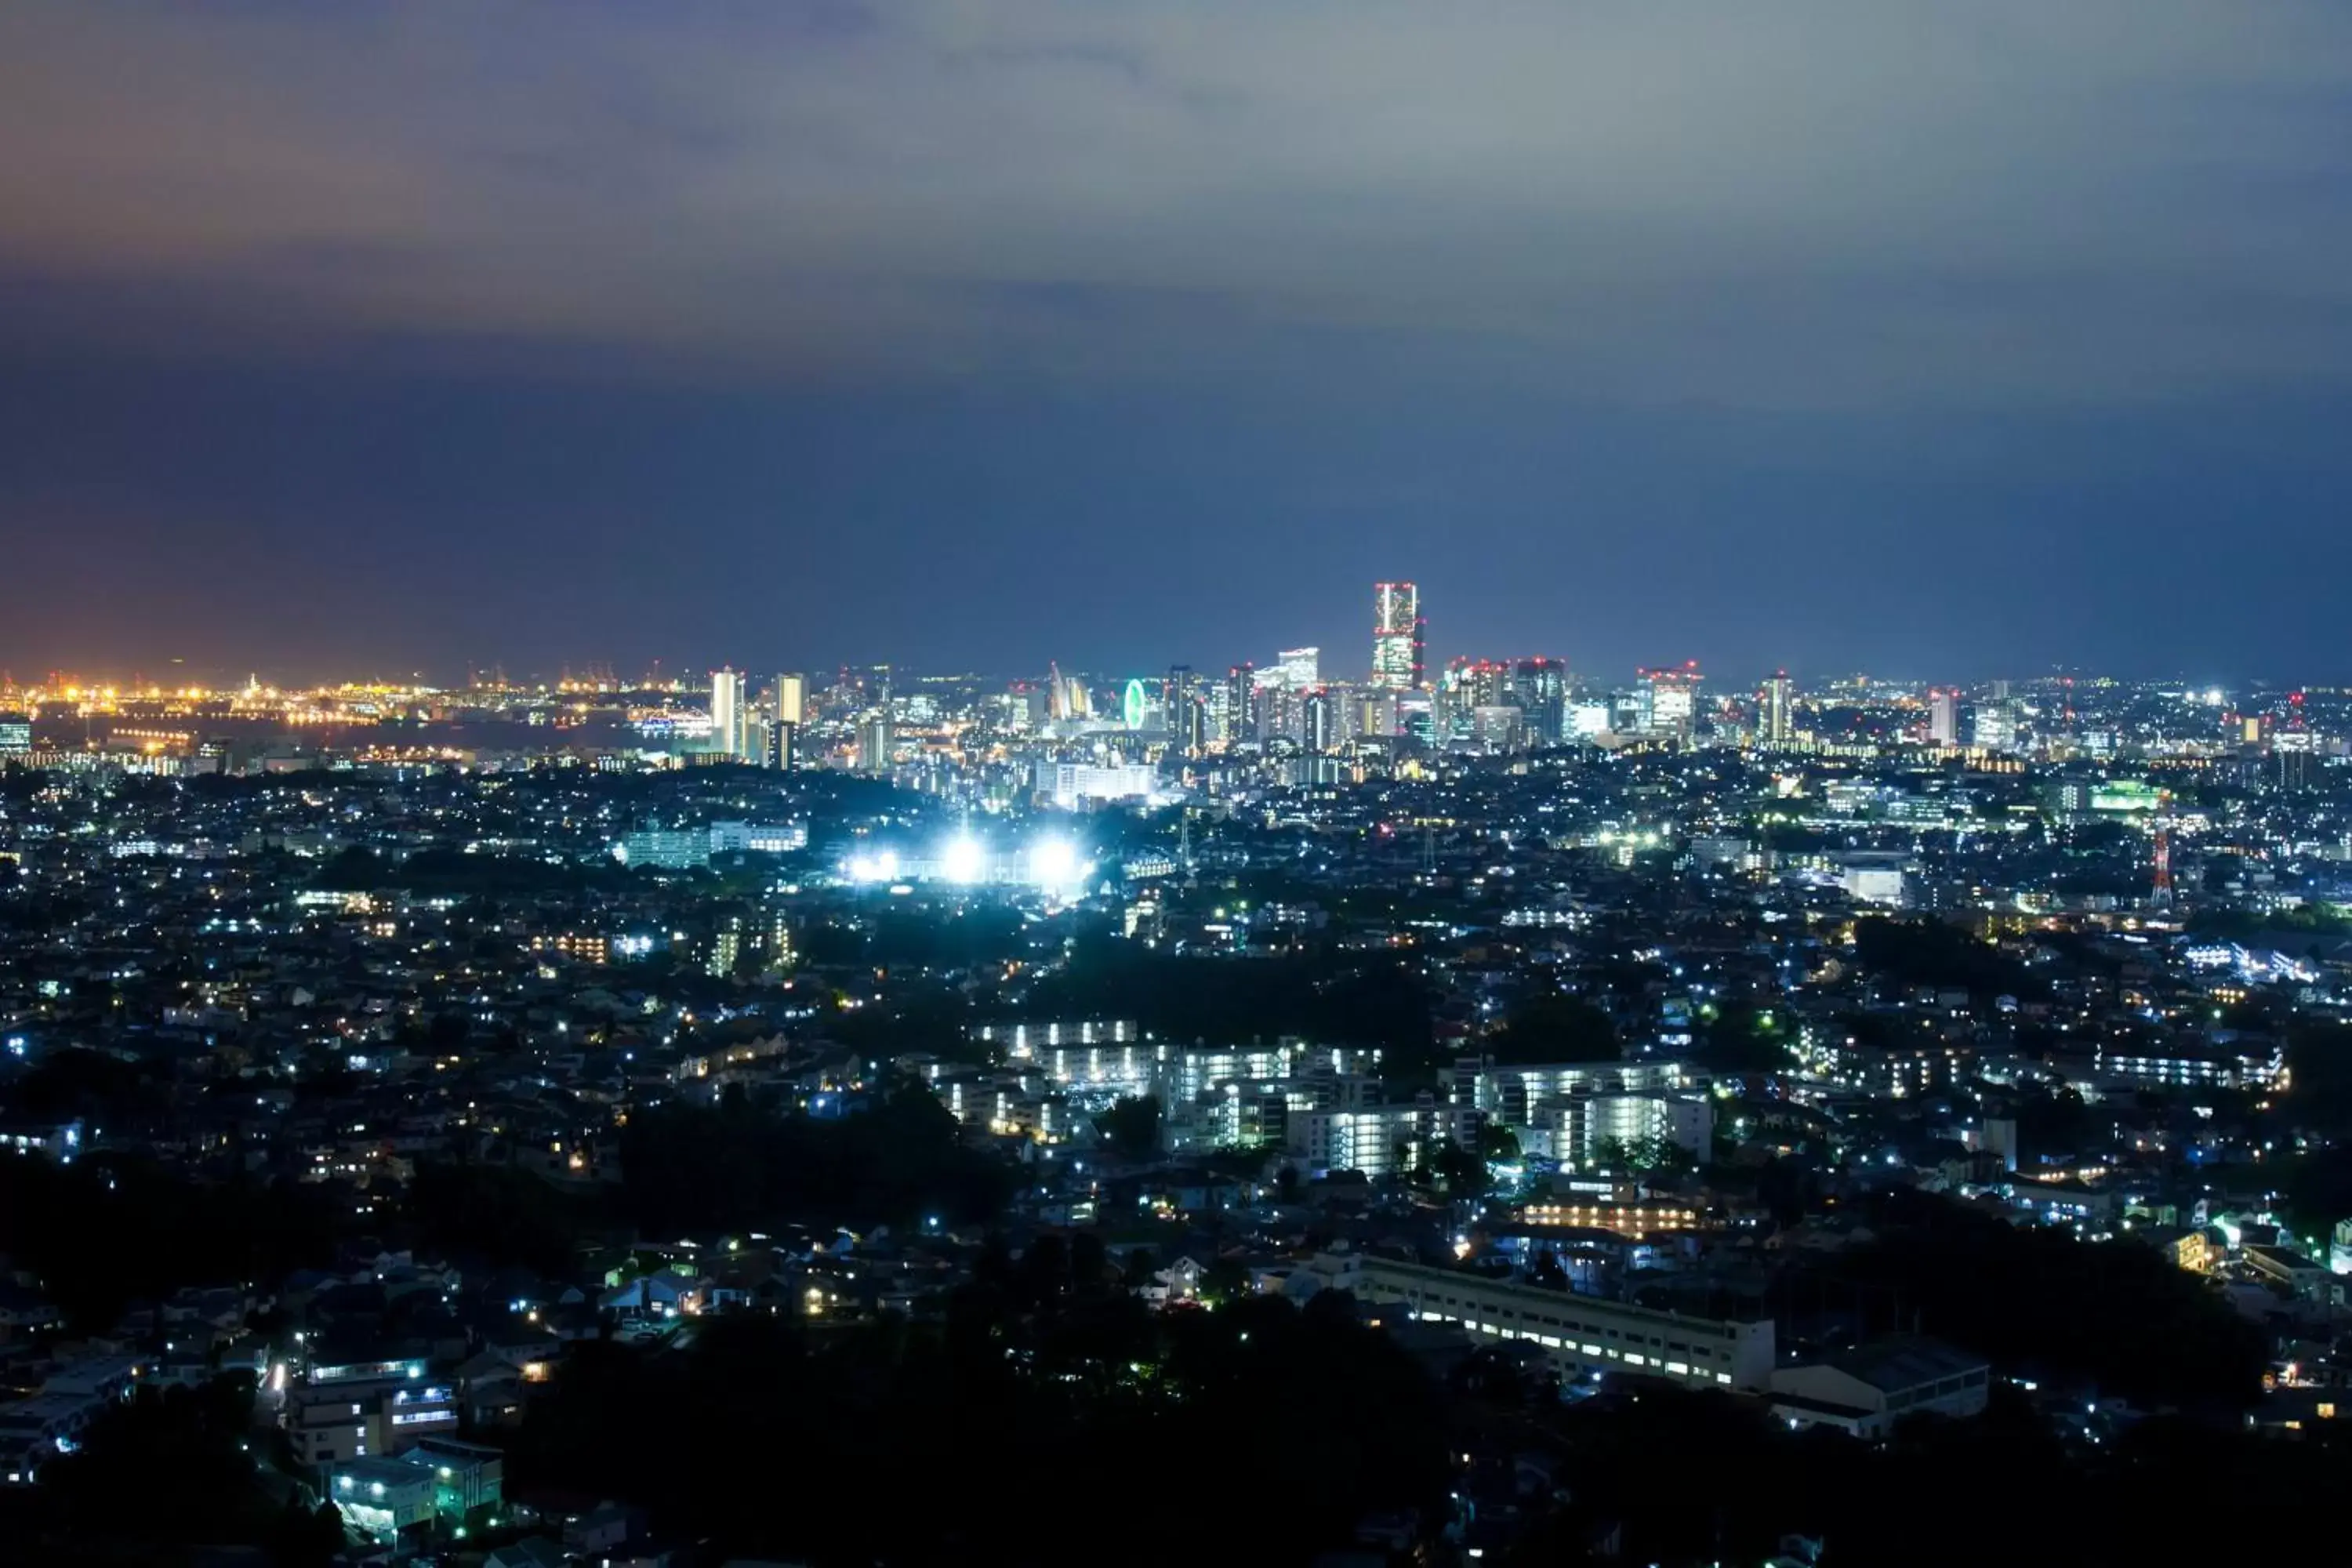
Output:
[1929, 688, 1961, 747]
[1761, 673, 1795, 747]
[710, 668, 747, 759]
[1638, 663, 1701, 738]
[1272, 647, 1320, 691]
[1223, 662, 1257, 744]
[1303, 688, 1335, 753]
[1372, 582, 1424, 690]
[1970, 702, 2016, 753]
[773, 673, 806, 727]
[856, 713, 892, 775]
[1510, 658, 1567, 746]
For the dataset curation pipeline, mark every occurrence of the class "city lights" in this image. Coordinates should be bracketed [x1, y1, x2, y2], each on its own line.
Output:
[1025, 839, 1081, 891]
[844, 849, 899, 885]
[941, 835, 986, 885]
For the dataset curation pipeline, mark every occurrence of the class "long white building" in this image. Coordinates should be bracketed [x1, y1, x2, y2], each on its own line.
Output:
[1331, 1253, 1775, 1392]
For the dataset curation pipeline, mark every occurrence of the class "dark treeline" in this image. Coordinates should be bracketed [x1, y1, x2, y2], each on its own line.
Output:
[1501, 1377, 2352, 1566]
[616, 1083, 1015, 1238]
[0, 1155, 342, 1332]
[0, 1373, 345, 1566]
[1850, 916, 2047, 1001]
[506, 1267, 1448, 1566]
[1796, 1189, 2267, 1410]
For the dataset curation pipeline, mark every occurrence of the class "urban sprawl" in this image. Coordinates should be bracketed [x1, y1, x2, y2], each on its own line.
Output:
[5, 584, 2352, 1565]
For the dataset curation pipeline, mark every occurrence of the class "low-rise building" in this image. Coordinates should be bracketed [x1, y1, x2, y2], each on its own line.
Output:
[1769, 1337, 1991, 1440]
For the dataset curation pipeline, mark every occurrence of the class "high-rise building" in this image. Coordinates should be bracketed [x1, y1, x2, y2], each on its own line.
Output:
[1047, 665, 1091, 722]
[0, 713, 30, 755]
[768, 720, 797, 771]
[1303, 689, 1335, 753]
[1639, 664, 1701, 738]
[1372, 582, 1424, 690]
[773, 673, 806, 728]
[710, 669, 747, 759]
[1509, 658, 1567, 746]
[855, 714, 892, 775]
[1760, 673, 1795, 748]
[1223, 663, 1257, 745]
[1271, 647, 1320, 692]
[1970, 702, 2017, 753]
[1928, 688, 1962, 747]
[1163, 666, 1205, 757]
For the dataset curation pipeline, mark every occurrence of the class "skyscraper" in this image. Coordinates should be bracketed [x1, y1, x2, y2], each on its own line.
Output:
[856, 713, 893, 775]
[773, 673, 806, 727]
[1272, 647, 1320, 691]
[1761, 672, 1795, 748]
[1372, 582, 1424, 690]
[1970, 702, 2017, 753]
[1223, 662, 1257, 744]
[1303, 688, 1334, 753]
[1638, 663, 1701, 738]
[1510, 657, 1567, 746]
[1929, 688, 1961, 747]
[710, 668, 747, 759]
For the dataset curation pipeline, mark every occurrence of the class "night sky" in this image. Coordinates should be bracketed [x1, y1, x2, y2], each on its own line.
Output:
[3, 2, 2350, 686]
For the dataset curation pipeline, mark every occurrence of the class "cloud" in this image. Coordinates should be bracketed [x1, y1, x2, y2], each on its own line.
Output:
[2, 1, 2351, 408]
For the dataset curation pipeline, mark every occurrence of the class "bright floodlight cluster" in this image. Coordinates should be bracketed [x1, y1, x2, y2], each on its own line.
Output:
[840, 837, 1085, 891]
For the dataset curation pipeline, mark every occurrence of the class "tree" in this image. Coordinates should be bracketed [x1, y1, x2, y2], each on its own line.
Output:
[1595, 1134, 1695, 1174]
[1477, 1122, 1523, 1163]
[1094, 1095, 1163, 1161]
[1490, 993, 1619, 1063]
[1428, 1139, 1489, 1196]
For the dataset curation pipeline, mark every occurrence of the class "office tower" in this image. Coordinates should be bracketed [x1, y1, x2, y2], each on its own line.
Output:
[1047, 664, 1091, 722]
[768, 719, 797, 771]
[1761, 673, 1795, 747]
[856, 713, 892, 775]
[1164, 665, 1203, 756]
[1303, 688, 1334, 753]
[1272, 647, 1320, 691]
[1639, 663, 1701, 737]
[1372, 582, 1424, 690]
[1970, 702, 2016, 753]
[773, 673, 806, 727]
[710, 668, 747, 759]
[1257, 683, 1300, 745]
[1396, 691, 1436, 745]
[1224, 662, 1257, 743]
[1510, 657, 1567, 746]
[1929, 688, 1961, 747]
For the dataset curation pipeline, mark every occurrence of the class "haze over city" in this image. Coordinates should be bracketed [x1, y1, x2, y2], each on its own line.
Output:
[5, 2, 2351, 679]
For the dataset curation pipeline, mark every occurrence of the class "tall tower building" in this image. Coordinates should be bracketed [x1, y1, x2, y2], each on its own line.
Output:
[1510, 657, 1567, 746]
[1372, 582, 1424, 690]
[710, 668, 747, 759]
[1761, 672, 1795, 748]
[1272, 647, 1321, 691]
[1638, 663, 1701, 738]
[1929, 688, 1961, 748]
[1223, 662, 1257, 744]
[855, 713, 893, 775]
[1303, 688, 1335, 753]
[773, 673, 806, 727]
